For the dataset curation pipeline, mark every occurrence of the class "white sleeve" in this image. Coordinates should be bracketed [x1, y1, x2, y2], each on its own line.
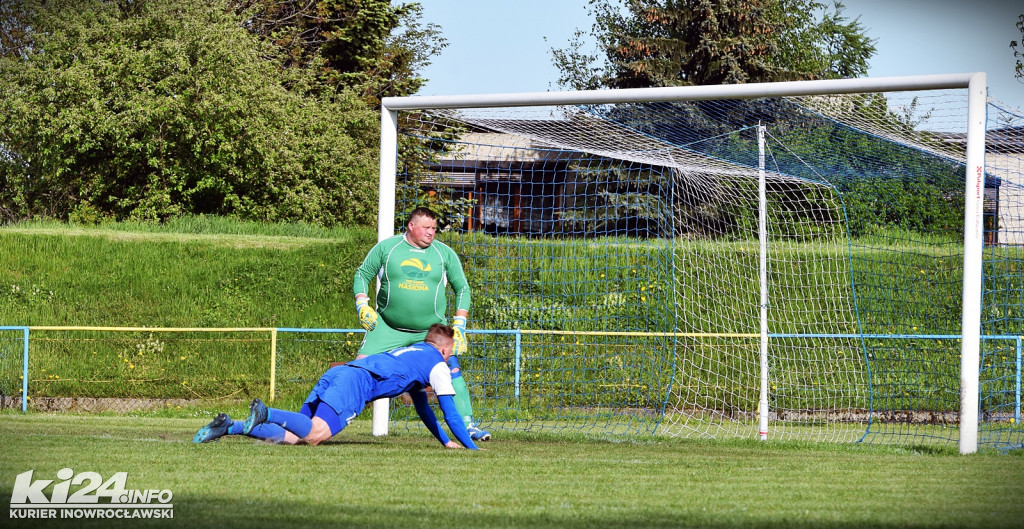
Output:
[428, 362, 456, 396]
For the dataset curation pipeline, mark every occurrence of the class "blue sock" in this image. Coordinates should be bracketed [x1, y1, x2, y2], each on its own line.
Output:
[267, 408, 313, 438]
[246, 423, 286, 443]
[228, 420, 246, 435]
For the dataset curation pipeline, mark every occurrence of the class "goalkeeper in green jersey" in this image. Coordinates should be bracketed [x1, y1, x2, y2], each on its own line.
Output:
[352, 207, 490, 441]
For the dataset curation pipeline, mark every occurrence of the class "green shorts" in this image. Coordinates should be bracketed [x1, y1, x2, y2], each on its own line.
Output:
[357, 316, 429, 356]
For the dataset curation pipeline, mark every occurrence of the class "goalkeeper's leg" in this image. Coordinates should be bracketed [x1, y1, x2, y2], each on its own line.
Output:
[447, 355, 491, 441]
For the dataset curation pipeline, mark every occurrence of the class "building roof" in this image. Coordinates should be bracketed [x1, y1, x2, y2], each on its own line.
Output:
[938, 126, 1024, 154]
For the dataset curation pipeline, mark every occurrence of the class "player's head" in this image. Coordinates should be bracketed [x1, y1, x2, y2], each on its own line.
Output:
[424, 323, 455, 359]
[406, 207, 437, 249]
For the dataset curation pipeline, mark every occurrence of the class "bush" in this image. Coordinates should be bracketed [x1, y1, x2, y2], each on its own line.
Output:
[0, 0, 379, 227]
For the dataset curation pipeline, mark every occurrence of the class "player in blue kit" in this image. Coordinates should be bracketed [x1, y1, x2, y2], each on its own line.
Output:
[193, 324, 479, 449]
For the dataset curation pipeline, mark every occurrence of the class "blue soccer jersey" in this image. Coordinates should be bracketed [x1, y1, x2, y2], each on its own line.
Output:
[349, 341, 455, 399]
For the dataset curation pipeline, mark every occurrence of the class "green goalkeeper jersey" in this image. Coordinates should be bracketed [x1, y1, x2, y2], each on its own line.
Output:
[353, 233, 471, 332]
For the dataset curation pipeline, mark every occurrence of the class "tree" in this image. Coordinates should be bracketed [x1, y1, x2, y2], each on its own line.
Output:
[0, 1, 33, 59]
[0, 0, 380, 225]
[551, 0, 876, 90]
[1013, 13, 1024, 84]
[227, 0, 446, 106]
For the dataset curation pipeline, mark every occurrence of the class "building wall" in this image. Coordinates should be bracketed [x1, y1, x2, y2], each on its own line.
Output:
[987, 152, 1024, 245]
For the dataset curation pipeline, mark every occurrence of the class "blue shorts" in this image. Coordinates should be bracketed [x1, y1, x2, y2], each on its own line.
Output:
[298, 400, 345, 436]
[302, 365, 375, 435]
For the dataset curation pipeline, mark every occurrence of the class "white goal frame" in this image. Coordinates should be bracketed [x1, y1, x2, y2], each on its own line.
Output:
[377, 73, 988, 454]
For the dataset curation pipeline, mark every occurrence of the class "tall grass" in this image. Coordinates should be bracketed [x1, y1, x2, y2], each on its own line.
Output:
[7, 214, 356, 238]
[0, 216, 374, 328]
[0, 217, 376, 407]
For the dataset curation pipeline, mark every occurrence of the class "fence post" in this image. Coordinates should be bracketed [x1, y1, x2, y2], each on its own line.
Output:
[270, 328, 278, 402]
[1017, 335, 1022, 423]
[22, 327, 29, 412]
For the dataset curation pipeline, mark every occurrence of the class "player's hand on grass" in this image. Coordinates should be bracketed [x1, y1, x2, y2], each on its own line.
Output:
[356, 297, 377, 331]
[451, 315, 467, 356]
[444, 441, 485, 450]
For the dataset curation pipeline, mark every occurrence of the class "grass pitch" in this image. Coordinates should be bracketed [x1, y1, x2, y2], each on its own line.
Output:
[1, 413, 1022, 529]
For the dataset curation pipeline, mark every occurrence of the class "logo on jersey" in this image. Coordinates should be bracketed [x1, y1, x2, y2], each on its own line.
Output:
[399, 258, 432, 290]
[400, 258, 432, 279]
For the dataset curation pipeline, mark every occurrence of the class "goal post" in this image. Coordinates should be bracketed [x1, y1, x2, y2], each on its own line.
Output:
[372, 107, 400, 437]
[960, 72, 988, 454]
[377, 74, 995, 452]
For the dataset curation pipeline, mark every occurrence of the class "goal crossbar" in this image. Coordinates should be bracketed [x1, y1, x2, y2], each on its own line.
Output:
[381, 74, 978, 110]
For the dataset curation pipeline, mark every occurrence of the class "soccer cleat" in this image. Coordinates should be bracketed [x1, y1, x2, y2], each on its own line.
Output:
[243, 398, 268, 435]
[467, 423, 491, 442]
[193, 413, 232, 443]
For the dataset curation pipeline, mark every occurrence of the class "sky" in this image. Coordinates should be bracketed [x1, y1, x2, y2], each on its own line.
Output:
[413, 0, 1024, 111]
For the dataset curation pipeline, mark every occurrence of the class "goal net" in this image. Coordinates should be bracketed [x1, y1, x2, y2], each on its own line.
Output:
[381, 76, 1024, 451]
